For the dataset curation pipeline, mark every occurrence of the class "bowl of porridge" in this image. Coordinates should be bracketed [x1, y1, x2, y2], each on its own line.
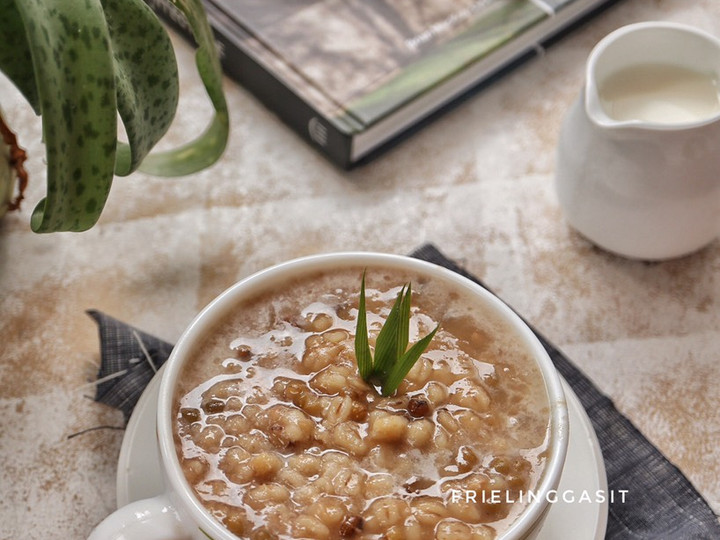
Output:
[89, 252, 568, 540]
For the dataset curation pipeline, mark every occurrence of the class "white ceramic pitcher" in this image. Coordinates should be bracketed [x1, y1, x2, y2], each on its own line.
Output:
[555, 22, 720, 260]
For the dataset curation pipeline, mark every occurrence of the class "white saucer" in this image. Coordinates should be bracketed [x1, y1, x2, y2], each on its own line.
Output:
[116, 372, 608, 539]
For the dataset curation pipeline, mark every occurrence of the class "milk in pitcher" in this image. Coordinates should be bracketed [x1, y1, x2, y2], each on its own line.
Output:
[598, 64, 720, 124]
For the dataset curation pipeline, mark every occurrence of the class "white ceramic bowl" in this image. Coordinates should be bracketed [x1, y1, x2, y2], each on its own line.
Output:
[90, 252, 569, 540]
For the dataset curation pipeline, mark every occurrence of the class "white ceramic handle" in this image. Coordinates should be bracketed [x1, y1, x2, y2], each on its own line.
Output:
[87, 494, 190, 540]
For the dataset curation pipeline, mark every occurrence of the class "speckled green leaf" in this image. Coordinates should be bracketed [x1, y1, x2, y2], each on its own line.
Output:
[15, 0, 117, 233]
[102, 0, 179, 176]
[0, 0, 39, 112]
[138, 0, 228, 176]
[3, 0, 227, 233]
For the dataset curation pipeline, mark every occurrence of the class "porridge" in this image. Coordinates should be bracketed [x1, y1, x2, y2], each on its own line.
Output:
[174, 267, 551, 539]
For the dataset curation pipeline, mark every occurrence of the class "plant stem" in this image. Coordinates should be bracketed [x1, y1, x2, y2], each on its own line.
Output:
[0, 109, 27, 214]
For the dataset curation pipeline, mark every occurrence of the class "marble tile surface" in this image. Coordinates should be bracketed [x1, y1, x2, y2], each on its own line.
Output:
[2, 1, 720, 538]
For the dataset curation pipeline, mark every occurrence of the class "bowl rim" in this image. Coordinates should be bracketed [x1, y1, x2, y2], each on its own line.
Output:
[156, 252, 569, 540]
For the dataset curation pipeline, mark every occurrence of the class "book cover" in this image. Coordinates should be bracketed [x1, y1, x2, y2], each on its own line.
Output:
[147, 0, 621, 168]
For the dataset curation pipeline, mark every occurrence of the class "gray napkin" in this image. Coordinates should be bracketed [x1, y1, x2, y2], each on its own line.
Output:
[88, 309, 173, 422]
[91, 244, 720, 539]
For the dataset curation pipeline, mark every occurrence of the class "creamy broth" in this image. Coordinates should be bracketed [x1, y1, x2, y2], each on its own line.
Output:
[174, 267, 550, 539]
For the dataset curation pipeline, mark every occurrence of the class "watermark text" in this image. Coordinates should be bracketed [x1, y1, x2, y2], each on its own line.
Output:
[449, 489, 629, 505]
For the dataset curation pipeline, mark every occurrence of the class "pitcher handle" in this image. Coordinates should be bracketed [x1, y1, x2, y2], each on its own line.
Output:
[87, 494, 190, 540]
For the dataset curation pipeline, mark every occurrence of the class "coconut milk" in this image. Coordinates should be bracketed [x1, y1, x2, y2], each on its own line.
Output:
[599, 63, 720, 124]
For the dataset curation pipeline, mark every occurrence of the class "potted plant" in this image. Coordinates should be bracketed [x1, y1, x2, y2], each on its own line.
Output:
[0, 0, 228, 232]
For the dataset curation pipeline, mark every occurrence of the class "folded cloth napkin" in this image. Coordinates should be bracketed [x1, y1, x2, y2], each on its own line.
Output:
[88, 310, 173, 423]
[91, 244, 720, 539]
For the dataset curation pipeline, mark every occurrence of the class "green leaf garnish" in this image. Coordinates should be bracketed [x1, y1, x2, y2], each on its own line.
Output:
[372, 283, 409, 379]
[355, 272, 439, 397]
[382, 327, 439, 397]
[354, 272, 373, 380]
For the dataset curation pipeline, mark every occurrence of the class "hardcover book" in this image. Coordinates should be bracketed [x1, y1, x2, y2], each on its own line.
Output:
[146, 0, 621, 168]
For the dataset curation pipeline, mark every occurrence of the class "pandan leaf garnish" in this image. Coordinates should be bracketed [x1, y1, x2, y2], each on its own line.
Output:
[355, 272, 439, 397]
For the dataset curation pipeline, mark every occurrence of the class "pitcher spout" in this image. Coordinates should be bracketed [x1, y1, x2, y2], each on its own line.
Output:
[584, 80, 619, 129]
